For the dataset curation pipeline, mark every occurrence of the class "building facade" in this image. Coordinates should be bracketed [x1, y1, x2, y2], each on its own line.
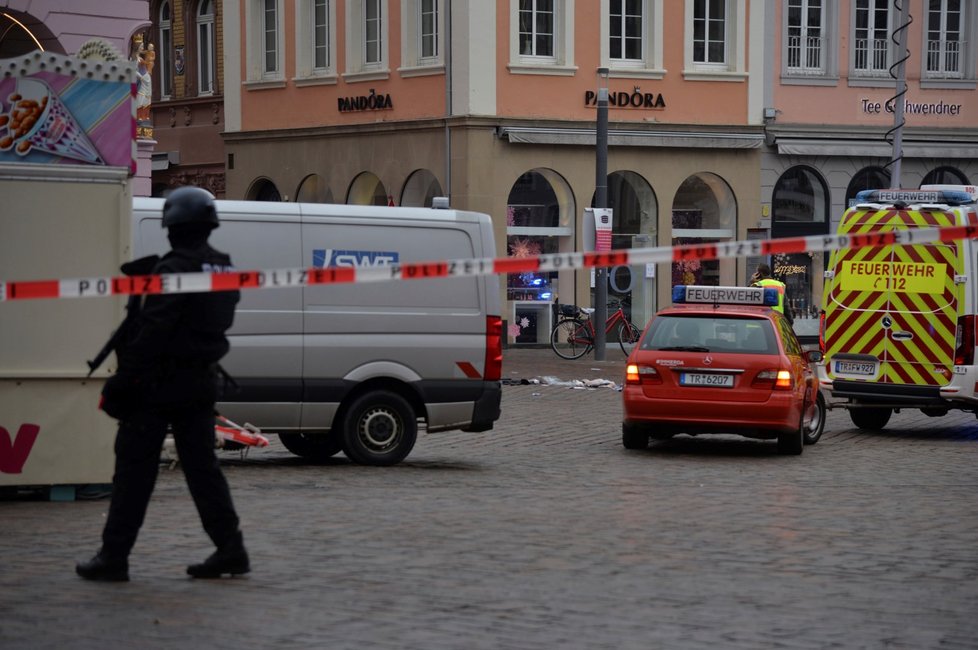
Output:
[223, 0, 773, 343]
[0, 1, 155, 193]
[0, 1, 148, 56]
[145, 0, 227, 197]
[761, 0, 978, 338]
[220, 1, 978, 344]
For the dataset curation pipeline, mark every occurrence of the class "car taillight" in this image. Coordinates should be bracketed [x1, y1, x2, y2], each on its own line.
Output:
[484, 316, 502, 381]
[753, 369, 793, 390]
[626, 364, 661, 384]
[955, 315, 975, 366]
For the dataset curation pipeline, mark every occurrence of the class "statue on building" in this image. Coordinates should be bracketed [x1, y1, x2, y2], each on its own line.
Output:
[132, 34, 155, 135]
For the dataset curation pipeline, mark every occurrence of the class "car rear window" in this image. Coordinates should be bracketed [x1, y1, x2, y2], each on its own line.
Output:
[641, 315, 779, 354]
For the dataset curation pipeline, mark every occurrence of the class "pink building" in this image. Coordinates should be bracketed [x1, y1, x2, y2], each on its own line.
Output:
[0, 1, 149, 56]
[0, 1, 155, 194]
[762, 0, 978, 337]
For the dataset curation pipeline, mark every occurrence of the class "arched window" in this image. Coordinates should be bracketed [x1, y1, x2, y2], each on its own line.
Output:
[506, 169, 575, 344]
[845, 166, 890, 207]
[347, 172, 389, 205]
[772, 166, 828, 227]
[921, 166, 970, 187]
[772, 166, 830, 336]
[197, 0, 216, 95]
[0, 9, 65, 57]
[671, 173, 737, 287]
[158, 1, 173, 98]
[248, 178, 282, 201]
[400, 169, 443, 207]
[589, 171, 658, 325]
[296, 174, 333, 203]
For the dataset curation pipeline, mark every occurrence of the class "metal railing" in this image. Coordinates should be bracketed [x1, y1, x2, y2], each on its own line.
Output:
[786, 35, 824, 74]
[853, 37, 889, 76]
[925, 39, 963, 78]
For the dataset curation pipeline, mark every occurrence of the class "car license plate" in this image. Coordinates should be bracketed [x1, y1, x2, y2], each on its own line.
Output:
[680, 373, 734, 388]
[835, 360, 876, 376]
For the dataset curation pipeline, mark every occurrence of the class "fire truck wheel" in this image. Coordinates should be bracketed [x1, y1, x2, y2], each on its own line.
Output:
[849, 407, 892, 431]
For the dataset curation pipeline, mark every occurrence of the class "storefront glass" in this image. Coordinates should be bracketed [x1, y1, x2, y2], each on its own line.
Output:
[506, 170, 572, 344]
[506, 233, 557, 301]
[845, 166, 890, 207]
[671, 173, 736, 288]
[772, 166, 830, 339]
[921, 166, 970, 186]
[773, 251, 824, 337]
[589, 171, 658, 324]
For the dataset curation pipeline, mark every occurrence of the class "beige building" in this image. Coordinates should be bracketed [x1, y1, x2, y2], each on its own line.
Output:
[221, 1, 977, 345]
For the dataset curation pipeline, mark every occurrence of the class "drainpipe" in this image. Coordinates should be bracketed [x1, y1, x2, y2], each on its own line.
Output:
[444, 0, 452, 202]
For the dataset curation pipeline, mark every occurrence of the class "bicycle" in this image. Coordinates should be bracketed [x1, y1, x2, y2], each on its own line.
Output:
[550, 298, 642, 360]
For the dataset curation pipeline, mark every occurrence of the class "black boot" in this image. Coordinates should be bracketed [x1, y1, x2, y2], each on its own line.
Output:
[187, 532, 250, 579]
[76, 551, 129, 582]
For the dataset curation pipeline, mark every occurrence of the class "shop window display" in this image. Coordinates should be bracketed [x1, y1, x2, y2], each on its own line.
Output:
[506, 171, 572, 344]
[671, 209, 720, 286]
[773, 251, 824, 337]
[506, 234, 556, 302]
[506, 207, 560, 344]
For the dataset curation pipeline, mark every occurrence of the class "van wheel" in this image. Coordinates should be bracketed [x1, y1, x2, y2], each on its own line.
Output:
[278, 432, 343, 460]
[778, 418, 804, 455]
[342, 391, 417, 466]
[850, 407, 892, 430]
[804, 392, 826, 445]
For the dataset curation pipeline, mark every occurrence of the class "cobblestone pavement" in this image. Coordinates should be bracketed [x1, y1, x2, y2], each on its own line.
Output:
[2, 348, 978, 649]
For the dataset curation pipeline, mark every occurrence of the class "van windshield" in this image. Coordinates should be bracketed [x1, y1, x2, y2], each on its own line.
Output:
[642, 315, 778, 354]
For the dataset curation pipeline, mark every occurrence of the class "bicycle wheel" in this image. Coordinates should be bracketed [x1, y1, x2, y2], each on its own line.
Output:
[551, 318, 592, 360]
[617, 319, 641, 355]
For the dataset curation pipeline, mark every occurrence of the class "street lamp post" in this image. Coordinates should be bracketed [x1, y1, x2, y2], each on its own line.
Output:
[594, 67, 609, 360]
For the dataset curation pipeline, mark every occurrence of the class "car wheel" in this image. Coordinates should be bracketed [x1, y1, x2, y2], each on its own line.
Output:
[850, 407, 892, 431]
[278, 432, 344, 460]
[622, 424, 649, 450]
[341, 391, 417, 466]
[804, 392, 826, 445]
[777, 418, 804, 455]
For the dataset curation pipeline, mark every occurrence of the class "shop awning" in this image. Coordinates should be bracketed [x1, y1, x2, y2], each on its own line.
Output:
[775, 138, 978, 158]
[498, 127, 765, 149]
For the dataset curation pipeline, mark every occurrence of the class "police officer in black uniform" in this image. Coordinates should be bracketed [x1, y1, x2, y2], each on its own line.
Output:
[77, 186, 249, 581]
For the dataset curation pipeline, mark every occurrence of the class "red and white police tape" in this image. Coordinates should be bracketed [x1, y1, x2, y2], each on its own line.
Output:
[2, 223, 977, 302]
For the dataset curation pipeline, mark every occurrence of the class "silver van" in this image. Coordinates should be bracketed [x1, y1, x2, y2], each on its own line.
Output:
[132, 198, 502, 465]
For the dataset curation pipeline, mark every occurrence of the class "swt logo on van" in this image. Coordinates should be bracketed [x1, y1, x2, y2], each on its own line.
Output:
[313, 249, 399, 268]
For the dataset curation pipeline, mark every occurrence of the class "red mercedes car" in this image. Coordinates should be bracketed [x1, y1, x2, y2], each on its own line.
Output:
[622, 285, 826, 455]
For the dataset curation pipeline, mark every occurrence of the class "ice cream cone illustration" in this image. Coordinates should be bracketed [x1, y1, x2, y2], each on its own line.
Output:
[0, 78, 103, 163]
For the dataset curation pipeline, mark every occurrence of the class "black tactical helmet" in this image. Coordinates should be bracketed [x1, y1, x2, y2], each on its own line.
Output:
[162, 186, 219, 229]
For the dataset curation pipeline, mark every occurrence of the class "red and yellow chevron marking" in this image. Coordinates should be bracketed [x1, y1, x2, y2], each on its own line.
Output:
[824, 209, 962, 386]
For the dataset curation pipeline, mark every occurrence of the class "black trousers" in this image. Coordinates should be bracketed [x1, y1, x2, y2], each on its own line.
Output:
[101, 401, 240, 558]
